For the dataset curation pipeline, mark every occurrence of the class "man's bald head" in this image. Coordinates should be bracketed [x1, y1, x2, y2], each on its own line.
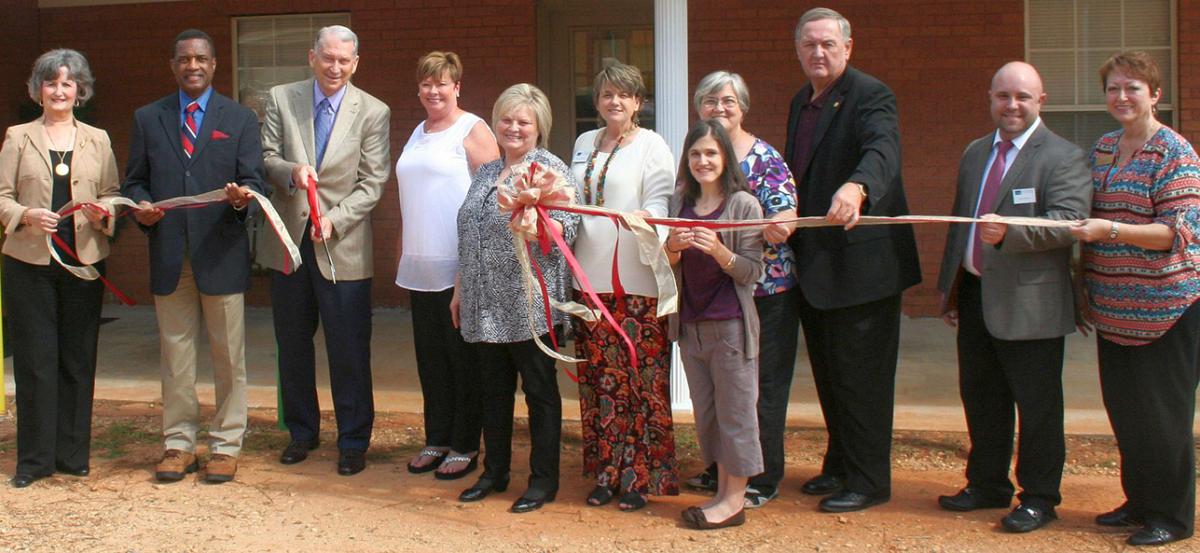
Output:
[989, 61, 1047, 140]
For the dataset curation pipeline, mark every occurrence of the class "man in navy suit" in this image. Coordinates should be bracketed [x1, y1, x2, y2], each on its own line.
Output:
[122, 29, 266, 484]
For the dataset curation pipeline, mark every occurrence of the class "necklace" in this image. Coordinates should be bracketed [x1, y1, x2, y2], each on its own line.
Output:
[44, 124, 76, 177]
[583, 126, 635, 206]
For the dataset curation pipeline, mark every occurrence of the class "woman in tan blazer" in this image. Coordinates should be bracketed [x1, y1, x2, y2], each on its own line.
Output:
[0, 49, 119, 488]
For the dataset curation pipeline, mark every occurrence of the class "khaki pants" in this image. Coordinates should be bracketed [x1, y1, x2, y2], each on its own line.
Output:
[154, 258, 247, 456]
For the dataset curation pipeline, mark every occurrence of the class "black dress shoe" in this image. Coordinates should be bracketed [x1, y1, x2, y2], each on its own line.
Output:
[279, 439, 319, 465]
[459, 474, 510, 502]
[55, 464, 89, 477]
[937, 487, 1011, 512]
[10, 473, 47, 488]
[802, 473, 843, 496]
[819, 490, 889, 513]
[1096, 503, 1144, 527]
[1001, 504, 1057, 533]
[511, 488, 557, 513]
[337, 449, 366, 476]
[1127, 526, 1185, 546]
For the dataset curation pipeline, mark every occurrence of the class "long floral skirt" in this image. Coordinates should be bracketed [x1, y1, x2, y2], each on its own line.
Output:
[574, 292, 679, 496]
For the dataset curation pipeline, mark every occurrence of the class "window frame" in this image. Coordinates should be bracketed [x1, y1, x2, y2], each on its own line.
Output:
[230, 12, 352, 111]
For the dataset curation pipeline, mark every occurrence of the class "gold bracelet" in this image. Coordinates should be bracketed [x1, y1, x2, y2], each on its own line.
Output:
[21, 209, 30, 227]
[723, 253, 736, 269]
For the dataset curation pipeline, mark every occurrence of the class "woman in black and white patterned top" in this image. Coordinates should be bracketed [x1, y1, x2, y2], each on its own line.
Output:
[453, 83, 579, 514]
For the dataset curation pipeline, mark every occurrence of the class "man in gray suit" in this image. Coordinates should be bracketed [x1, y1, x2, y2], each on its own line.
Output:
[935, 62, 1091, 533]
[255, 25, 390, 476]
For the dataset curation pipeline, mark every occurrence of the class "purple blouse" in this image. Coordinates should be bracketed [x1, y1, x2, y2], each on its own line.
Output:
[679, 202, 743, 323]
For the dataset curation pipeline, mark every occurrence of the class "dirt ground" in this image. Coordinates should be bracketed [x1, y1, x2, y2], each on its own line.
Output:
[0, 400, 1197, 553]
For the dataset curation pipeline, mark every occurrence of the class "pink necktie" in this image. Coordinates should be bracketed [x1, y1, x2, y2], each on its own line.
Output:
[972, 140, 1014, 271]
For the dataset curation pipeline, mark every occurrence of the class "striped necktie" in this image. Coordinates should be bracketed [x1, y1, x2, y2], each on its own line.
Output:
[181, 101, 200, 158]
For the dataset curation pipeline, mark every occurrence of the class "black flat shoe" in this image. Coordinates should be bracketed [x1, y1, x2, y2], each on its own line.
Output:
[586, 485, 615, 506]
[433, 454, 477, 481]
[1127, 526, 1184, 546]
[617, 491, 647, 512]
[1001, 504, 1057, 533]
[937, 487, 1010, 512]
[511, 488, 556, 513]
[279, 439, 319, 465]
[459, 474, 509, 502]
[55, 464, 89, 477]
[802, 473, 843, 496]
[1096, 503, 1144, 527]
[10, 473, 46, 488]
[337, 449, 366, 476]
[819, 490, 889, 513]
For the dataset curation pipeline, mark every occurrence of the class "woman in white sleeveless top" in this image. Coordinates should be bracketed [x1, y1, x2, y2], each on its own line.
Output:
[394, 51, 498, 480]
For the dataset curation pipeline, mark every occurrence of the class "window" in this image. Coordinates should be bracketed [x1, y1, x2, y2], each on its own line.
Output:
[571, 29, 656, 136]
[1026, 0, 1175, 149]
[233, 13, 351, 118]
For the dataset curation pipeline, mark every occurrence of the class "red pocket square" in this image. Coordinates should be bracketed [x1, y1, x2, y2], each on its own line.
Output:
[212, 130, 230, 140]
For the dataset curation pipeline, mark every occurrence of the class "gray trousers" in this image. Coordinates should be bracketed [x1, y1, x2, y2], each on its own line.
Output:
[680, 319, 763, 478]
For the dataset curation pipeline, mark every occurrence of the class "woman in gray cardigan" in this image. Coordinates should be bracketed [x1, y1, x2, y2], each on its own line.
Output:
[665, 120, 764, 529]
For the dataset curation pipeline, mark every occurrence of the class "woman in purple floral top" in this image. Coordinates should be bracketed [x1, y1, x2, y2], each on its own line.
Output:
[684, 71, 799, 508]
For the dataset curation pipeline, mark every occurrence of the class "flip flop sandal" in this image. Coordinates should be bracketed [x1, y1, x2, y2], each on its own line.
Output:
[406, 447, 448, 474]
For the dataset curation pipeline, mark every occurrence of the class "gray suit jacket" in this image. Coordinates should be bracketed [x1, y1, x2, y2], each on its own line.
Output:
[256, 79, 391, 280]
[936, 123, 1091, 341]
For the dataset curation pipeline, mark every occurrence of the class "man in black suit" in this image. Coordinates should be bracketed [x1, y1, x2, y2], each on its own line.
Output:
[122, 29, 266, 484]
[935, 61, 1091, 533]
[784, 7, 921, 513]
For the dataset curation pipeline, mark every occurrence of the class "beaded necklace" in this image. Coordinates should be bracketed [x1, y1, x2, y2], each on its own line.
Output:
[583, 126, 635, 206]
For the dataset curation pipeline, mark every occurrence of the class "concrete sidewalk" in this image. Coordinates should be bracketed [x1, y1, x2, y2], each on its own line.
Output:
[4, 304, 1187, 435]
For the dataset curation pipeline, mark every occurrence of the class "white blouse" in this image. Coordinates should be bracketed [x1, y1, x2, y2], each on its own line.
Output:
[394, 112, 483, 291]
[569, 128, 676, 296]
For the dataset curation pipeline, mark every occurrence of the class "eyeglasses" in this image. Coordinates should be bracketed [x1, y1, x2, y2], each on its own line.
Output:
[701, 96, 739, 110]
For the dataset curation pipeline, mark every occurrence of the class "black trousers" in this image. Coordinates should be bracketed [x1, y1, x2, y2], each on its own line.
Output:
[474, 337, 561, 492]
[410, 289, 481, 453]
[271, 233, 374, 451]
[1098, 299, 1200, 538]
[799, 292, 902, 496]
[5, 255, 103, 476]
[956, 273, 1065, 508]
[750, 288, 802, 490]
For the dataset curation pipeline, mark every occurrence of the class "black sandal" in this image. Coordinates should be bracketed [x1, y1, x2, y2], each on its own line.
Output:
[586, 485, 615, 506]
[406, 447, 448, 474]
[618, 491, 647, 512]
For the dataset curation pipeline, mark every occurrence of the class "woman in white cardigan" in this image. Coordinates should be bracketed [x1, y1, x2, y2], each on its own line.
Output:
[569, 61, 679, 511]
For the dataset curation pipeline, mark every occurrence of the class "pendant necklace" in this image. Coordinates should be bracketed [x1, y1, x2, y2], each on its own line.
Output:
[45, 124, 76, 177]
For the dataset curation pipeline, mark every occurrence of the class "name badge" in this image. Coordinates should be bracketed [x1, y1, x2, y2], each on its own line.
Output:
[1012, 188, 1036, 205]
[572, 150, 589, 163]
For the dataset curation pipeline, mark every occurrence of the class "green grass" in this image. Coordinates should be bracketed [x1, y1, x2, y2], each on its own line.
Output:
[92, 421, 157, 459]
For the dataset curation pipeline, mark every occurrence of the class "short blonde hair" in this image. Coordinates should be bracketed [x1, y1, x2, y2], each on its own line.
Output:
[416, 51, 462, 84]
[492, 83, 552, 149]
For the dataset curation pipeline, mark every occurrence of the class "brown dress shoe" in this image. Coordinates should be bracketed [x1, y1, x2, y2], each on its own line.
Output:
[155, 449, 198, 482]
[206, 454, 238, 483]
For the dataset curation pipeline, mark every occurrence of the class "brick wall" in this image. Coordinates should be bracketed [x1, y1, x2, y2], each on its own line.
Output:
[1180, 0, 1199, 146]
[689, 0, 1024, 316]
[15, 0, 1199, 316]
[0, 0, 40, 140]
[34, 0, 536, 306]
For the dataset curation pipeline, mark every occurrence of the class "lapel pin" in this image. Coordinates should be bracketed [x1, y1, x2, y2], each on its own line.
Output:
[833, 101, 840, 109]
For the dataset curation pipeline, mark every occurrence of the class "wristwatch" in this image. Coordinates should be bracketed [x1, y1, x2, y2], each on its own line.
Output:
[1108, 221, 1120, 241]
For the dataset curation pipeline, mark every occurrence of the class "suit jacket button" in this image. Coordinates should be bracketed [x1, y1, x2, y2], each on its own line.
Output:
[185, 171, 191, 177]
[301, 212, 308, 219]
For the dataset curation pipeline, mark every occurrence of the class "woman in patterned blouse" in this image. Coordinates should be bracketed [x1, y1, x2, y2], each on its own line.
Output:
[453, 84, 580, 514]
[684, 71, 799, 509]
[1070, 51, 1200, 548]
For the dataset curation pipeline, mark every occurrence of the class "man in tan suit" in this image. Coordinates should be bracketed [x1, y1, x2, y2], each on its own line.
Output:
[935, 61, 1091, 533]
[256, 25, 390, 476]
